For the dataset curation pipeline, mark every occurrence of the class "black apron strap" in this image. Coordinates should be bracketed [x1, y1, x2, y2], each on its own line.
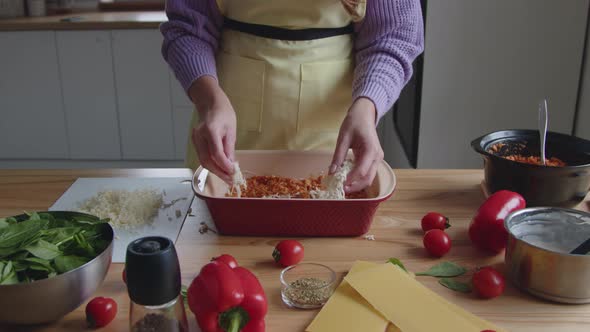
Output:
[223, 17, 354, 41]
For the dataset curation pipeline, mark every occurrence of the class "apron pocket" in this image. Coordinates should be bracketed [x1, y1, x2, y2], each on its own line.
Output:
[298, 58, 353, 133]
[217, 52, 266, 133]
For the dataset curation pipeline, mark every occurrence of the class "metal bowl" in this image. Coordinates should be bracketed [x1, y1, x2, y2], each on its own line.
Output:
[0, 211, 114, 324]
[504, 207, 590, 304]
[472, 129, 590, 207]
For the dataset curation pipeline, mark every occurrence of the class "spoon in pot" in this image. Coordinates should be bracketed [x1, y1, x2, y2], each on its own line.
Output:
[538, 99, 548, 166]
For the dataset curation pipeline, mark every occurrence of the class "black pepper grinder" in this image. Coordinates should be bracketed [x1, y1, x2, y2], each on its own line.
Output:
[126, 236, 188, 332]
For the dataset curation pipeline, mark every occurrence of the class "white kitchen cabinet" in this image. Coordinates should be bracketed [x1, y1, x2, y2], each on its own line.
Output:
[172, 106, 194, 160]
[378, 111, 411, 168]
[417, 0, 588, 168]
[111, 29, 175, 160]
[169, 71, 194, 160]
[0, 31, 69, 159]
[170, 71, 192, 107]
[56, 31, 121, 160]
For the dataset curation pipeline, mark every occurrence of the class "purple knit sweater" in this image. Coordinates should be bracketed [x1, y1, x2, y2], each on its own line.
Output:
[160, 0, 424, 121]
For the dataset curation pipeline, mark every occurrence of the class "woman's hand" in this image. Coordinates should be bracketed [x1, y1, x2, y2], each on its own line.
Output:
[189, 76, 236, 183]
[331, 97, 384, 193]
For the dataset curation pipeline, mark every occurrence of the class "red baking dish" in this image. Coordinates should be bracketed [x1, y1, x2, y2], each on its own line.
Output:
[192, 150, 396, 236]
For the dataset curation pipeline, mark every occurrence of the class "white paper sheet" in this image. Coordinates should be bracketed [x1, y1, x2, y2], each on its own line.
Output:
[50, 177, 195, 262]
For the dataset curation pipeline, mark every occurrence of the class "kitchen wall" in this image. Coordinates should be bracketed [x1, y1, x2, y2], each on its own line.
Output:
[417, 0, 589, 168]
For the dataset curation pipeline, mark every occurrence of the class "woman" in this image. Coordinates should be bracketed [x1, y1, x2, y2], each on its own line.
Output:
[161, 0, 424, 193]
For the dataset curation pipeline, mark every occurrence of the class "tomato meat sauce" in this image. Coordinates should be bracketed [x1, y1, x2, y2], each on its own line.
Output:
[226, 175, 367, 199]
[488, 143, 567, 167]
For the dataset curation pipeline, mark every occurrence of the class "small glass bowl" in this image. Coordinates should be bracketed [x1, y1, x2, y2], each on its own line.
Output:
[280, 263, 337, 309]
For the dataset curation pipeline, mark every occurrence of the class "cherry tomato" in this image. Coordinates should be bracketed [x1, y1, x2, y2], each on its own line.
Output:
[85, 297, 117, 328]
[421, 212, 450, 232]
[423, 229, 451, 257]
[212, 254, 239, 269]
[472, 267, 505, 299]
[273, 240, 304, 267]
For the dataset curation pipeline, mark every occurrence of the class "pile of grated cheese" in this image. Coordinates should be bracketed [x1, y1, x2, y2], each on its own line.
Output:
[310, 160, 354, 200]
[77, 189, 163, 230]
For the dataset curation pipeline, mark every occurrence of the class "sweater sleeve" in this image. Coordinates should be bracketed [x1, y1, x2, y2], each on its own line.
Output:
[160, 0, 223, 92]
[352, 0, 425, 123]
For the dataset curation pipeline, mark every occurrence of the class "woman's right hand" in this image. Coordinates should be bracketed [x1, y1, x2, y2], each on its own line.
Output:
[189, 76, 236, 183]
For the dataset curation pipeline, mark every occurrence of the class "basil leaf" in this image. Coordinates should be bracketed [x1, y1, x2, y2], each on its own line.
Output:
[416, 262, 467, 277]
[54, 255, 88, 274]
[387, 258, 408, 272]
[25, 239, 62, 260]
[439, 278, 472, 293]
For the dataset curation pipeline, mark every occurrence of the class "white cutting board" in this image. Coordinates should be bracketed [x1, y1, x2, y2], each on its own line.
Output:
[50, 177, 195, 262]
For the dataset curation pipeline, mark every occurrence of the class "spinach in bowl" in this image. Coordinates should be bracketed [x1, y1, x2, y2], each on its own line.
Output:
[0, 212, 110, 284]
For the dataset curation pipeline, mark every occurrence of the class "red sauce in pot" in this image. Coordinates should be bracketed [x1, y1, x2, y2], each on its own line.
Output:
[488, 143, 567, 167]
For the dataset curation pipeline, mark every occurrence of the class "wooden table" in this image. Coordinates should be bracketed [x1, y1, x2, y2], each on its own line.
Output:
[1, 169, 589, 332]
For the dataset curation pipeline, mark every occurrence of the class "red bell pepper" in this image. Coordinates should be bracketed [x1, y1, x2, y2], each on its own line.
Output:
[469, 190, 526, 254]
[187, 255, 267, 332]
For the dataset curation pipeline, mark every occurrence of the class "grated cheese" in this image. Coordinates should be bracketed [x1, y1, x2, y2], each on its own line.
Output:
[261, 193, 301, 199]
[230, 162, 247, 197]
[77, 189, 163, 230]
[310, 160, 354, 200]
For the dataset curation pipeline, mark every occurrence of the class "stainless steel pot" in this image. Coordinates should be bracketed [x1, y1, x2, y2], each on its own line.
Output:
[504, 207, 590, 303]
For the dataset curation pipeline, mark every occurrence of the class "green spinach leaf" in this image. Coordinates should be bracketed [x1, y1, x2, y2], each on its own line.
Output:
[0, 219, 48, 249]
[24, 257, 54, 272]
[0, 261, 18, 285]
[27, 212, 41, 221]
[54, 255, 89, 274]
[25, 239, 62, 260]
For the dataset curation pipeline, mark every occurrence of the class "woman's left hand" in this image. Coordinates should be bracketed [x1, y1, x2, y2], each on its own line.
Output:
[331, 97, 384, 194]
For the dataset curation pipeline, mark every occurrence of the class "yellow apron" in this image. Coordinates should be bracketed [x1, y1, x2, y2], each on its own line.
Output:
[185, 0, 367, 169]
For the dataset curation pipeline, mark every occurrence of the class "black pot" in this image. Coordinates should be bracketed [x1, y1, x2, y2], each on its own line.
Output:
[471, 129, 590, 208]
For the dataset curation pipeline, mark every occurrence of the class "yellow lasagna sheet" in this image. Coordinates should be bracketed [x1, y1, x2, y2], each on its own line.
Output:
[306, 261, 398, 332]
[345, 263, 506, 332]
